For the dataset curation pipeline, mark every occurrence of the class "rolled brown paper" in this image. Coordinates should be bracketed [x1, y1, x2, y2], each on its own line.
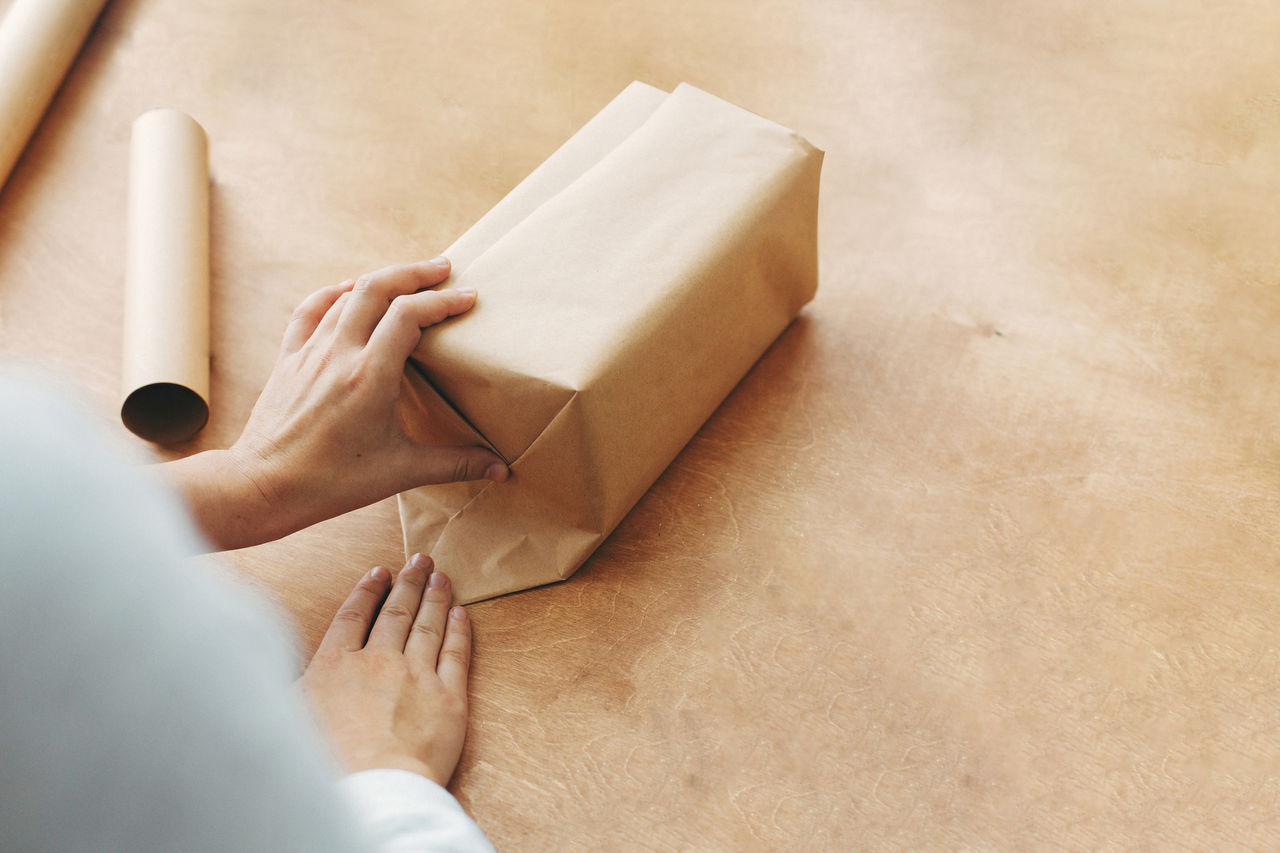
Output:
[0, 0, 109, 192]
[120, 109, 210, 444]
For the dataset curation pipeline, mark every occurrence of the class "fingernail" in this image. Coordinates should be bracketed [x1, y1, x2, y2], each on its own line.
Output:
[484, 462, 508, 483]
[450, 606, 467, 621]
[429, 571, 448, 589]
[369, 565, 389, 582]
[455, 287, 477, 298]
[410, 553, 433, 571]
[430, 256, 450, 268]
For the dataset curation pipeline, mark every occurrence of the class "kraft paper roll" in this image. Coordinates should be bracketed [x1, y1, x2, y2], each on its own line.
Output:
[121, 109, 210, 444]
[0, 0, 109, 191]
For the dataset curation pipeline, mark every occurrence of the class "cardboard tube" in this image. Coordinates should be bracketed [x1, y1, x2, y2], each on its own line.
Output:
[121, 109, 210, 444]
[0, 0, 109, 191]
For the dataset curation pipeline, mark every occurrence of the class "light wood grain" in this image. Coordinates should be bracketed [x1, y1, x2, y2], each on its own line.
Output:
[2, 0, 1278, 848]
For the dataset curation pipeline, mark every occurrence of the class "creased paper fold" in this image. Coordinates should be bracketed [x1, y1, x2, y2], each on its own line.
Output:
[398, 82, 823, 603]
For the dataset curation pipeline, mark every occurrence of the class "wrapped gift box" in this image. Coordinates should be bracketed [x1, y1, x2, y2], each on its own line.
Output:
[398, 81, 823, 603]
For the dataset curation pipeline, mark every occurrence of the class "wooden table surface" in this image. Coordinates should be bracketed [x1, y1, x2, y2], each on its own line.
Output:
[3, 0, 1279, 849]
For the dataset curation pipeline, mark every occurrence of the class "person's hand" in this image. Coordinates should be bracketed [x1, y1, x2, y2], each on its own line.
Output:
[163, 258, 508, 550]
[301, 554, 473, 785]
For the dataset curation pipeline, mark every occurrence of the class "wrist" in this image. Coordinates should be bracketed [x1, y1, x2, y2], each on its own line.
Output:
[161, 446, 296, 551]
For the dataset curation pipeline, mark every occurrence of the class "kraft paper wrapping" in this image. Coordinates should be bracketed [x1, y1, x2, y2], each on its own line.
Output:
[398, 82, 822, 603]
[120, 109, 211, 444]
[0, 0, 108, 191]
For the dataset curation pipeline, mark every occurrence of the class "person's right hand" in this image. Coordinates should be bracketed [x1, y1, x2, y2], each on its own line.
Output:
[162, 258, 508, 551]
[300, 553, 473, 786]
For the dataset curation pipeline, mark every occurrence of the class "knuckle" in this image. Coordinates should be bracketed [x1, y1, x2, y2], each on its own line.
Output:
[342, 360, 371, 390]
[333, 607, 369, 625]
[311, 647, 343, 666]
[442, 693, 468, 719]
[379, 604, 415, 621]
[386, 295, 414, 322]
[411, 622, 441, 640]
[440, 647, 471, 669]
[311, 349, 335, 374]
[452, 456, 474, 482]
[362, 649, 397, 672]
[352, 274, 379, 295]
[422, 586, 451, 605]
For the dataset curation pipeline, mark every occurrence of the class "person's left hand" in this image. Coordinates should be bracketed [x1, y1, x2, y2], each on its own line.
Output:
[164, 258, 508, 550]
[300, 554, 474, 785]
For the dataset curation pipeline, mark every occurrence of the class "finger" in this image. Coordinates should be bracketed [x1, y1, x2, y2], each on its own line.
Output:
[310, 288, 353, 345]
[402, 443, 509, 487]
[317, 565, 392, 654]
[336, 258, 452, 344]
[280, 281, 355, 354]
[435, 604, 472, 697]
[366, 287, 478, 382]
[406, 567, 453, 662]
[366, 553, 433, 651]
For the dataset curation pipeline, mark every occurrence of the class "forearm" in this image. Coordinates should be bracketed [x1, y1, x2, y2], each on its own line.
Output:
[160, 447, 300, 551]
[159, 441, 426, 551]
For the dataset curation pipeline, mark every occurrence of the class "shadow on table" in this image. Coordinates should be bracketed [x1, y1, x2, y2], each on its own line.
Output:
[570, 309, 832, 580]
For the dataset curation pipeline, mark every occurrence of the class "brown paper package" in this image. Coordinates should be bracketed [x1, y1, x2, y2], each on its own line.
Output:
[397, 82, 823, 603]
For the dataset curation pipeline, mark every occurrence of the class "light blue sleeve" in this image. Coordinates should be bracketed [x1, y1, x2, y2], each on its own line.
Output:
[0, 373, 484, 853]
[339, 770, 496, 853]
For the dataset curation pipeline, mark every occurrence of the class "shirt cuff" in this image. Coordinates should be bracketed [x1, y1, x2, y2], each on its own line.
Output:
[337, 768, 496, 853]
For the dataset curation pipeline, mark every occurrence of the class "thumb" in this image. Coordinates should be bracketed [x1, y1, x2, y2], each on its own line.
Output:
[414, 445, 510, 486]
